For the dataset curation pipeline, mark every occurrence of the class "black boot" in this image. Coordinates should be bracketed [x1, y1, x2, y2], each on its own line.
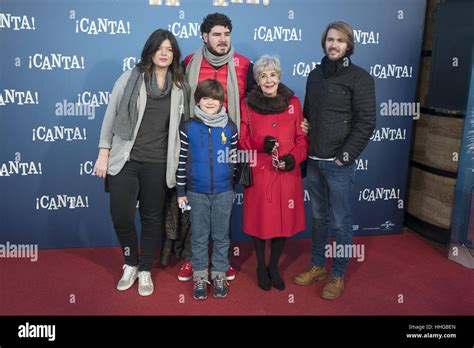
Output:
[253, 237, 271, 291]
[268, 237, 286, 290]
[257, 266, 271, 291]
[267, 265, 285, 290]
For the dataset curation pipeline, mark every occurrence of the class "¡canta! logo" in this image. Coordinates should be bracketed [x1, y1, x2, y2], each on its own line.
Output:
[292, 61, 318, 77]
[0, 160, 43, 176]
[0, 89, 39, 106]
[353, 29, 379, 44]
[36, 195, 90, 210]
[123, 57, 139, 71]
[0, 13, 36, 30]
[355, 158, 368, 171]
[370, 127, 406, 142]
[358, 188, 401, 202]
[79, 161, 96, 175]
[253, 26, 302, 42]
[370, 64, 413, 79]
[168, 22, 200, 39]
[32, 126, 87, 142]
[28, 53, 85, 70]
[75, 17, 131, 35]
[77, 91, 111, 107]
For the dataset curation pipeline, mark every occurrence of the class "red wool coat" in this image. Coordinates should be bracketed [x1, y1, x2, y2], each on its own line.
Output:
[238, 95, 308, 239]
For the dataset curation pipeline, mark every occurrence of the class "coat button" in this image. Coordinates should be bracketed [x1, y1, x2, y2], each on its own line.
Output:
[272, 122, 277, 127]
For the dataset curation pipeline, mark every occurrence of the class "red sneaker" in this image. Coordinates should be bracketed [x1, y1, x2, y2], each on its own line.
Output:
[226, 265, 236, 281]
[178, 260, 193, 282]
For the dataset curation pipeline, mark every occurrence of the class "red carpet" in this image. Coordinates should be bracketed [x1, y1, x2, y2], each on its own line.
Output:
[1, 232, 473, 315]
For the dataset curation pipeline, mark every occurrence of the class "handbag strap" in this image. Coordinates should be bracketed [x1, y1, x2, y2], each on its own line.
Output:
[244, 99, 253, 137]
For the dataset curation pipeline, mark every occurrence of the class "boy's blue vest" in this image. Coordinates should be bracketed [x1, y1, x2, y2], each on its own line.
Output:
[182, 118, 237, 194]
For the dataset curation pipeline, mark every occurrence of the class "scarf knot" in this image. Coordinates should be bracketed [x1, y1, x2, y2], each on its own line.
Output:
[185, 45, 240, 133]
[194, 105, 228, 128]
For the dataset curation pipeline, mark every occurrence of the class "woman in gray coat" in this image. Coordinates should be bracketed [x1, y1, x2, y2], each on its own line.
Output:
[93, 29, 188, 296]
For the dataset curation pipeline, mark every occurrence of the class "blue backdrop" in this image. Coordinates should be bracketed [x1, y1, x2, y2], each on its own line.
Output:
[0, 0, 426, 249]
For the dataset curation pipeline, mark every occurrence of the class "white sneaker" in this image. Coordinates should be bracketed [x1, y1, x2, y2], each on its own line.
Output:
[116, 264, 138, 291]
[138, 271, 154, 296]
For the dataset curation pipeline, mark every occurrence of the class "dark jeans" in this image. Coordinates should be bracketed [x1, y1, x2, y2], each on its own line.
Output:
[307, 159, 356, 277]
[108, 160, 167, 272]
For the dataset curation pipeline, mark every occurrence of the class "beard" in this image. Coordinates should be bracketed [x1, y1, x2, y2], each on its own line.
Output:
[325, 48, 349, 61]
[207, 43, 230, 56]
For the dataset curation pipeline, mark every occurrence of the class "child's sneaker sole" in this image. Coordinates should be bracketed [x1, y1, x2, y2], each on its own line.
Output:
[193, 295, 207, 300]
[213, 293, 228, 298]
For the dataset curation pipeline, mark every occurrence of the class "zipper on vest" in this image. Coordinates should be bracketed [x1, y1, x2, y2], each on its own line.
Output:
[214, 68, 218, 80]
[208, 127, 214, 194]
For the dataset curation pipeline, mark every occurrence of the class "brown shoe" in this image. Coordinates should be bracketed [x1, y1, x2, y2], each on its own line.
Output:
[293, 265, 327, 285]
[321, 275, 344, 300]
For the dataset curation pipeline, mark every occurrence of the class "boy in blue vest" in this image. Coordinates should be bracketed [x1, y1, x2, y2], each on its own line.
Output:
[176, 79, 237, 299]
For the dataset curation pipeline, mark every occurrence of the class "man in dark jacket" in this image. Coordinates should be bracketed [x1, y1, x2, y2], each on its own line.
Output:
[293, 21, 376, 300]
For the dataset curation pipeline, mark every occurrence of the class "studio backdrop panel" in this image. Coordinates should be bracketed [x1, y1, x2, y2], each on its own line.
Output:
[0, 0, 426, 248]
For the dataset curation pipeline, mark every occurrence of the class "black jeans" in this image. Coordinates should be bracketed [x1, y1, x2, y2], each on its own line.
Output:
[108, 160, 167, 272]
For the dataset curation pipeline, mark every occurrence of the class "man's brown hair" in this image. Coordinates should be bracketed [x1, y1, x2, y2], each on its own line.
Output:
[321, 21, 355, 56]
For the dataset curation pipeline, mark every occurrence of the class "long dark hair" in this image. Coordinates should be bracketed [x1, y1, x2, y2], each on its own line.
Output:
[136, 29, 184, 88]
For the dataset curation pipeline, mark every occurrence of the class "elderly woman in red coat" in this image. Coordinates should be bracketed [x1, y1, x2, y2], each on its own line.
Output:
[238, 55, 308, 291]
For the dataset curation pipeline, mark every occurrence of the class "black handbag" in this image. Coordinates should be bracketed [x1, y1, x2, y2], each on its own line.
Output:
[237, 100, 253, 187]
[104, 176, 110, 193]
